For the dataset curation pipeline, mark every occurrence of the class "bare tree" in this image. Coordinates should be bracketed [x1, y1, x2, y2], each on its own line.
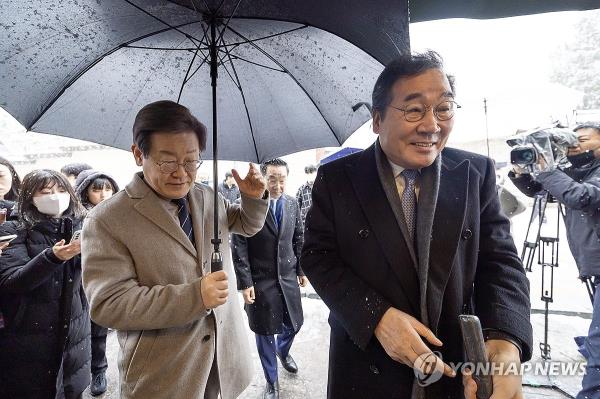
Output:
[551, 10, 600, 109]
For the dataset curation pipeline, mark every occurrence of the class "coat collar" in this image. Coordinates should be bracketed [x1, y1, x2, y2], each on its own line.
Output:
[125, 173, 198, 257]
[374, 141, 418, 266]
[346, 144, 420, 314]
[345, 144, 470, 328]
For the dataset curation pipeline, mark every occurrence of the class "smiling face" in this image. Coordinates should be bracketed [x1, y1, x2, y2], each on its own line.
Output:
[265, 165, 288, 199]
[132, 131, 200, 199]
[373, 68, 454, 169]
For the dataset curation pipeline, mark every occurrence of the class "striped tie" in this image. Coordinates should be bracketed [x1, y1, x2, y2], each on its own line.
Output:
[401, 169, 419, 241]
[173, 197, 195, 246]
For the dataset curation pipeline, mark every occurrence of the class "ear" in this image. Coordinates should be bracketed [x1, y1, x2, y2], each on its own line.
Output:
[131, 144, 143, 166]
[372, 111, 382, 134]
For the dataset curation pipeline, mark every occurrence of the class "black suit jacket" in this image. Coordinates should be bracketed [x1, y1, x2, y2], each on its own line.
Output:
[301, 144, 532, 398]
[231, 194, 304, 335]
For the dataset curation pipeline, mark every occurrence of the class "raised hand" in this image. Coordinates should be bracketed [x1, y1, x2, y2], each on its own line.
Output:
[232, 163, 267, 199]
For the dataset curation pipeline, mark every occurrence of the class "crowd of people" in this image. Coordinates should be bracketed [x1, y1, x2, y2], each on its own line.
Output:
[0, 50, 598, 399]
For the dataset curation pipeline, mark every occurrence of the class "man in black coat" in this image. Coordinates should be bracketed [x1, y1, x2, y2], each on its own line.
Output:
[231, 158, 308, 399]
[301, 51, 532, 399]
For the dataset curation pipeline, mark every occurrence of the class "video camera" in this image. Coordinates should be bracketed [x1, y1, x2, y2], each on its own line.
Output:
[506, 126, 577, 175]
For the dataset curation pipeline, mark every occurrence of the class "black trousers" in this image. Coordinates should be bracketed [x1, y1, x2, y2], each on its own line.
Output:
[91, 321, 108, 374]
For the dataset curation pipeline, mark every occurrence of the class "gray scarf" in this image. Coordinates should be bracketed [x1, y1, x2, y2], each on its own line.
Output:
[374, 140, 442, 399]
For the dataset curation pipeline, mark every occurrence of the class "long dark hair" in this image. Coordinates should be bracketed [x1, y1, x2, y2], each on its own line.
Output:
[0, 156, 21, 201]
[18, 169, 85, 228]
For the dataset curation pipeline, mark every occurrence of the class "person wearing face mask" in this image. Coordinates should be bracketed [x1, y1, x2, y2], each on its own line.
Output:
[509, 122, 600, 399]
[0, 156, 22, 223]
[74, 169, 119, 396]
[0, 169, 90, 399]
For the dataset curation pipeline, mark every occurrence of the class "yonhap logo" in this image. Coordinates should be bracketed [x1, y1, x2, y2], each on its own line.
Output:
[413, 351, 445, 387]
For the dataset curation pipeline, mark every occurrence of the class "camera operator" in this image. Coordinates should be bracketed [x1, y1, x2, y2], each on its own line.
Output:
[509, 122, 600, 399]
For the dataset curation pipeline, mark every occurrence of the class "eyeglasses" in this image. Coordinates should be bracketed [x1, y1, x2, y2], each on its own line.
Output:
[388, 100, 461, 122]
[153, 159, 203, 174]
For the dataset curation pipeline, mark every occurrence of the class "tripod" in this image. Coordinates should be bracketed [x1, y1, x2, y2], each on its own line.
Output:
[519, 191, 578, 398]
[521, 190, 564, 360]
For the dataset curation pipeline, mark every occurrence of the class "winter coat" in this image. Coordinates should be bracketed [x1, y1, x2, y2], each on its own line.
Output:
[217, 182, 240, 204]
[231, 194, 304, 335]
[81, 173, 268, 399]
[301, 144, 532, 398]
[0, 217, 91, 399]
[0, 199, 18, 221]
[509, 160, 600, 277]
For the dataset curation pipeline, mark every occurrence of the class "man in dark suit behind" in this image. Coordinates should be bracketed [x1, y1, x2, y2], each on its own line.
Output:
[300, 51, 532, 399]
[232, 158, 308, 399]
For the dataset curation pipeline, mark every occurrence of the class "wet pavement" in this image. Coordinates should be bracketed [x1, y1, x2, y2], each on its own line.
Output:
[82, 296, 589, 399]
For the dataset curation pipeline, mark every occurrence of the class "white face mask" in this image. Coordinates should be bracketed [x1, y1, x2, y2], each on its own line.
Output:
[33, 193, 71, 217]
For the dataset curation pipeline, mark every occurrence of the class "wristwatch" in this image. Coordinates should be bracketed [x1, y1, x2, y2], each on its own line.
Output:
[482, 329, 523, 359]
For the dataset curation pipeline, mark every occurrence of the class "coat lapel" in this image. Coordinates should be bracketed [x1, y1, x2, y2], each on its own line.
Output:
[277, 196, 287, 238]
[188, 184, 206, 271]
[126, 173, 197, 258]
[427, 156, 470, 333]
[347, 145, 420, 314]
[373, 141, 418, 267]
[265, 201, 278, 236]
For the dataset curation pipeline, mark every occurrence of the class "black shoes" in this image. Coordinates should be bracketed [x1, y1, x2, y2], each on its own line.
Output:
[90, 371, 107, 396]
[277, 352, 298, 374]
[263, 380, 280, 399]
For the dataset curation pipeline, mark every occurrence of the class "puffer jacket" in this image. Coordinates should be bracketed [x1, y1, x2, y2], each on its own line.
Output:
[0, 217, 91, 399]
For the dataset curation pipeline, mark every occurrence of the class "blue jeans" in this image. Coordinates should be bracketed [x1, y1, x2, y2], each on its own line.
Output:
[578, 279, 600, 399]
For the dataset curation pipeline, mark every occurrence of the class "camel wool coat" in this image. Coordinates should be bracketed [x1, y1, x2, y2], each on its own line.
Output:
[81, 173, 268, 398]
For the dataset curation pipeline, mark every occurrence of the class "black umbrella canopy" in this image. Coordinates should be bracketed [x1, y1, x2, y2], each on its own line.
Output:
[0, 0, 409, 162]
[409, 0, 600, 22]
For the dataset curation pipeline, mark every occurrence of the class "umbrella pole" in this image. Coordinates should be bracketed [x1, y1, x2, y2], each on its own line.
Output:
[210, 18, 223, 272]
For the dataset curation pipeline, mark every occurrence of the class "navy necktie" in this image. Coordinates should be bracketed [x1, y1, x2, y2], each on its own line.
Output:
[401, 169, 419, 241]
[173, 197, 195, 246]
[270, 198, 282, 228]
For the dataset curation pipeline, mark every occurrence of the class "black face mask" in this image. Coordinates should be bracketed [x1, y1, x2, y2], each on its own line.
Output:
[567, 150, 596, 169]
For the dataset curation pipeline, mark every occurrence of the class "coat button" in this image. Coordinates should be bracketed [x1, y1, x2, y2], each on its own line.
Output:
[202, 335, 211, 342]
[461, 229, 473, 240]
[358, 229, 370, 239]
[369, 365, 380, 375]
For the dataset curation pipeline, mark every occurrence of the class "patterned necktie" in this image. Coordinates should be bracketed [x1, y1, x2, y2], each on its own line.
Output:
[173, 197, 195, 246]
[401, 169, 419, 240]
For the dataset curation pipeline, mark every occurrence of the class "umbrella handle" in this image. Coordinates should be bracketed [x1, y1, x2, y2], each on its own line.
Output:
[211, 250, 223, 272]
